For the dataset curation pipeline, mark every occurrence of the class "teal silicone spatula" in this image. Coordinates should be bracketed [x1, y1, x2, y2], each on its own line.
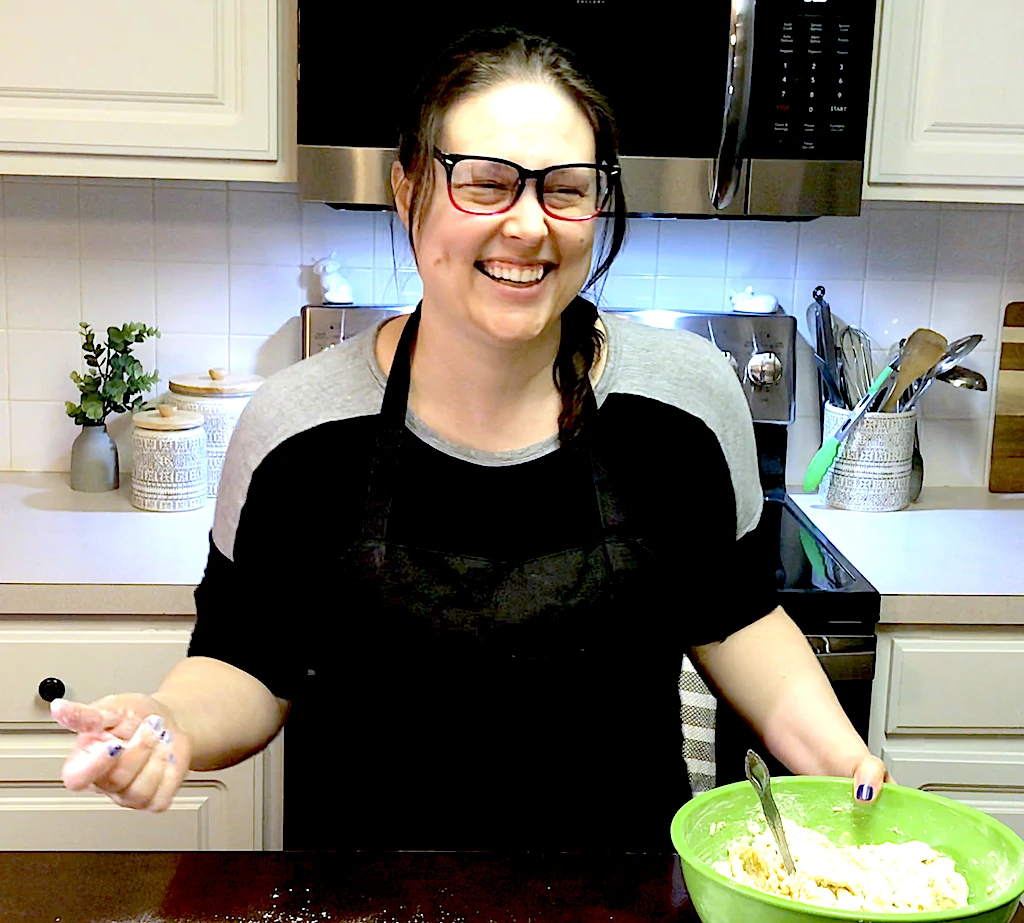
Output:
[803, 360, 900, 493]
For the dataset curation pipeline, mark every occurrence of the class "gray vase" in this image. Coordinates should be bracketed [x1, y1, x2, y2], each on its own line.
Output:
[70, 422, 120, 492]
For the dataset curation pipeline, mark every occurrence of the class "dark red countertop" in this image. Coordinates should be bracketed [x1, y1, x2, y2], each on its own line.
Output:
[2, 852, 1021, 923]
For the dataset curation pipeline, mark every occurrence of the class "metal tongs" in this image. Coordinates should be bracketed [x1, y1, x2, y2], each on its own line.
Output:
[745, 750, 796, 876]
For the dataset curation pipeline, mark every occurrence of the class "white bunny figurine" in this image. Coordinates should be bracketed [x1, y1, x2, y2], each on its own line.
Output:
[313, 252, 353, 304]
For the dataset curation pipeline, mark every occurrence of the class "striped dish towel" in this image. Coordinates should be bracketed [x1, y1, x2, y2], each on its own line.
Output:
[679, 654, 717, 794]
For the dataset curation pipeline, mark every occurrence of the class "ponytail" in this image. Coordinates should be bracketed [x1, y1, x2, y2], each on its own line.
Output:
[553, 298, 604, 446]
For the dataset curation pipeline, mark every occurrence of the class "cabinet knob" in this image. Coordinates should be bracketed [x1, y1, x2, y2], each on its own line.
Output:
[38, 677, 66, 702]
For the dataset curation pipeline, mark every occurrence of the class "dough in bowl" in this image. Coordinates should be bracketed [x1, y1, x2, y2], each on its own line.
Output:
[712, 818, 969, 913]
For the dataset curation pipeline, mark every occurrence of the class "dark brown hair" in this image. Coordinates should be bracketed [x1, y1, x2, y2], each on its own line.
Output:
[394, 26, 628, 445]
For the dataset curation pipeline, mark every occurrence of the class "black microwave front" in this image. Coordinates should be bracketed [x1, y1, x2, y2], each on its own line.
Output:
[297, 0, 877, 217]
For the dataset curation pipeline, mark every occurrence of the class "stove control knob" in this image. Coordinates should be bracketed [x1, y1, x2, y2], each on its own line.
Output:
[746, 352, 783, 388]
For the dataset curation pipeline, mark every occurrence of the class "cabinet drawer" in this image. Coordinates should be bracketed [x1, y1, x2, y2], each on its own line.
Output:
[0, 628, 191, 725]
[886, 637, 1024, 735]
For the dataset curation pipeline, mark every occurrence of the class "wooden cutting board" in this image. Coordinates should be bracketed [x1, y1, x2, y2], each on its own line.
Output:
[990, 303, 1024, 492]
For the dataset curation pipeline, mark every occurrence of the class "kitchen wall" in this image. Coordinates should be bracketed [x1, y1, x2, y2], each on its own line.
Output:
[0, 174, 1021, 487]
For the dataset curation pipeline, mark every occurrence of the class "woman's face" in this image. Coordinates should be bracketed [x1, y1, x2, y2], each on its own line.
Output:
[397, 81, 598, 347]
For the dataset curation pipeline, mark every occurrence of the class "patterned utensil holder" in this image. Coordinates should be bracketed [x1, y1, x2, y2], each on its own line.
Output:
[131, 406, 208, 512]
[820, 402, 918, 512]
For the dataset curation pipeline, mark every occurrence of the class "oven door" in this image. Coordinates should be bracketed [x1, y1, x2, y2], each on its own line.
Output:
[296, 0, 875, 215]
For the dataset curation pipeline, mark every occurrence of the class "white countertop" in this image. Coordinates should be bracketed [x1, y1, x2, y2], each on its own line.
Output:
[791, 487, 1024, 625]
[0, 473, 214, 615]
[2, 474, 1022, 622]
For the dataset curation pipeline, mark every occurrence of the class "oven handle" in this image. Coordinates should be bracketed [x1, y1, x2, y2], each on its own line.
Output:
[712, 0, 755, 210]
[809, 640, 876, 683]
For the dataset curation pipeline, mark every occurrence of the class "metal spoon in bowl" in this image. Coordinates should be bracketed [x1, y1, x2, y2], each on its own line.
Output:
[745, 750, 796, 875]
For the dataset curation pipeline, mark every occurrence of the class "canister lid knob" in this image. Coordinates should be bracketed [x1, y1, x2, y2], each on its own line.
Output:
[209, 368, 227, 380]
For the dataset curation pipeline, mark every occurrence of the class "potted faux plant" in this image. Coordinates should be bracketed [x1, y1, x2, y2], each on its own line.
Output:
[65, 322, 160, 492]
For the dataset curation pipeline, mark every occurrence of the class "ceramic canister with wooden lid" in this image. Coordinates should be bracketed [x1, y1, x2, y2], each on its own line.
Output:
[131, 404, 208, 512]
[167, 368, 263, 497]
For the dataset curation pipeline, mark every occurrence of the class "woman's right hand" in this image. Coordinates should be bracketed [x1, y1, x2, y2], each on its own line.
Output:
[50, 694, 191, 812]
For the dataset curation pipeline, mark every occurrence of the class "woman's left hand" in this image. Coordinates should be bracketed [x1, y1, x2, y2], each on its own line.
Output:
[850, 752, 896, 804]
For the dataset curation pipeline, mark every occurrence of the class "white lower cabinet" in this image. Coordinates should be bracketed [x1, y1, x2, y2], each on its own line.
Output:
[0, 617, 283, 851]
[869, 623, 1024, 840]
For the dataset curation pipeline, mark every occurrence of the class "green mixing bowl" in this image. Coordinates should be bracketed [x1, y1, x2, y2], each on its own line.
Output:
[671, 777, 1024, 923]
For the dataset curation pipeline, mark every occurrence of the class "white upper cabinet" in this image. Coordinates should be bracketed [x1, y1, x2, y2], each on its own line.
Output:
[866, 0, 1024, 203]
[0, 0, 296, 181]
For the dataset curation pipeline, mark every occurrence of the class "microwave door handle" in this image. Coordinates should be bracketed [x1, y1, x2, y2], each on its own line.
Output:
[712, 0, 756, 210]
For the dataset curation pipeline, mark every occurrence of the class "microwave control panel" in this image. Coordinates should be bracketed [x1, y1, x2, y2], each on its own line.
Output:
[748, 0, 876, 160]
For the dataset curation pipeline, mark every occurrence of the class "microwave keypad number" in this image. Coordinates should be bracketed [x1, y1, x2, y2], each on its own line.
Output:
[764, 15, 860, 157]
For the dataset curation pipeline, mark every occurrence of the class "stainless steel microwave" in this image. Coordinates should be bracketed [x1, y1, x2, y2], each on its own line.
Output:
[297, 0, 876, 217]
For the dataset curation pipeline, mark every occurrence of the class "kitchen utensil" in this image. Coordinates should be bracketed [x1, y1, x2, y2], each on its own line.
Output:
[909, 422, 924, 503]
[744, 750, 796, 876]
[812, 354, 846, 409]
[812, 286, 844, 406]
[803, 360, 900, 492]
[168, 368, 263, 497]
[937, 365, 988, 390]
[880, 328, 948, 412]
[671, 776, 1024, 923]
[990, 303, 1024, 492]
[901, 334, 984, 413]
[838, 325, 874, 404]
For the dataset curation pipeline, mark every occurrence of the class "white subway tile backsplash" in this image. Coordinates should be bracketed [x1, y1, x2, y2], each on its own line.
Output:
[2, 181, 79, 259]
[794, 338, 821, 420]
[228, 322, 301, 378]
[9, 401, 73, 472]
[228, 191, 302, 265]
[154, 187, 228, 263]
[0, 401, 9, 469]
[156, 262, 229, 335]
[930, 281, 1002, 346]
[0, 180, 1015, 483]
[81, 260, 156, 331]
[861, 280, 934, 349]
[303, 204, 376, 269]
[796, 215, 869, 281]
[727, 221, 799, 279]
[786, 415, 821, 488]
[919, 418, 990, 487]
[5, 257, 80, 330]
[79, 184, 154, 261]
[935, 208, 1008, 281]
[867, 208, 939, 280]
[155, 333, 229, 391]
[1006, 209, 1024, 282]
[657, 220, 729, 278]
[228, 264, 303, 336]
[654, 276, 726, 312]
[7, 330, 81, 402]
[595, 275, 655, 310]
[612, 219, 658, 276]
[373, 268, 421, 305]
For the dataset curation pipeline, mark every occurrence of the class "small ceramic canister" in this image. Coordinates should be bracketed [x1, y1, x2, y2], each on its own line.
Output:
[131, 404, 208, 512]
[168, 369, 263, 497]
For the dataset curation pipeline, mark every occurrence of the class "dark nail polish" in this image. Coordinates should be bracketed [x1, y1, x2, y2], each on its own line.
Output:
[107, 743, 123, 758]
[167, 753, 176, 765]
[145, 715, 164, 733]
[856, 784, 873, 801]
[159, 729, 173, 746]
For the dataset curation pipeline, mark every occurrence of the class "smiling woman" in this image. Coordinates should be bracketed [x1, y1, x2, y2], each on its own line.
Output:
[50, 26, 888, 853]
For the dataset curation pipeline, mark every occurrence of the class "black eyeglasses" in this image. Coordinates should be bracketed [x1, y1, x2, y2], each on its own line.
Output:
[433, 149, 620, 221]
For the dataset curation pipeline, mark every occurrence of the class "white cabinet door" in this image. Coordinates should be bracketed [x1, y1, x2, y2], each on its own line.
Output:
[0, 734, 262, 850]
[883, 744, 1024, 841]
[867, 0, 1024, 201]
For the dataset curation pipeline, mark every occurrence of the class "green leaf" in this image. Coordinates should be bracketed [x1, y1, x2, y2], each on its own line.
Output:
[81, 392, 105, 421]
[65, 401, 81, 418]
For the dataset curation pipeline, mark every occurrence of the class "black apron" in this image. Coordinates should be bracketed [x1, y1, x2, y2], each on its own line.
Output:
[326, 305, 691, 851]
